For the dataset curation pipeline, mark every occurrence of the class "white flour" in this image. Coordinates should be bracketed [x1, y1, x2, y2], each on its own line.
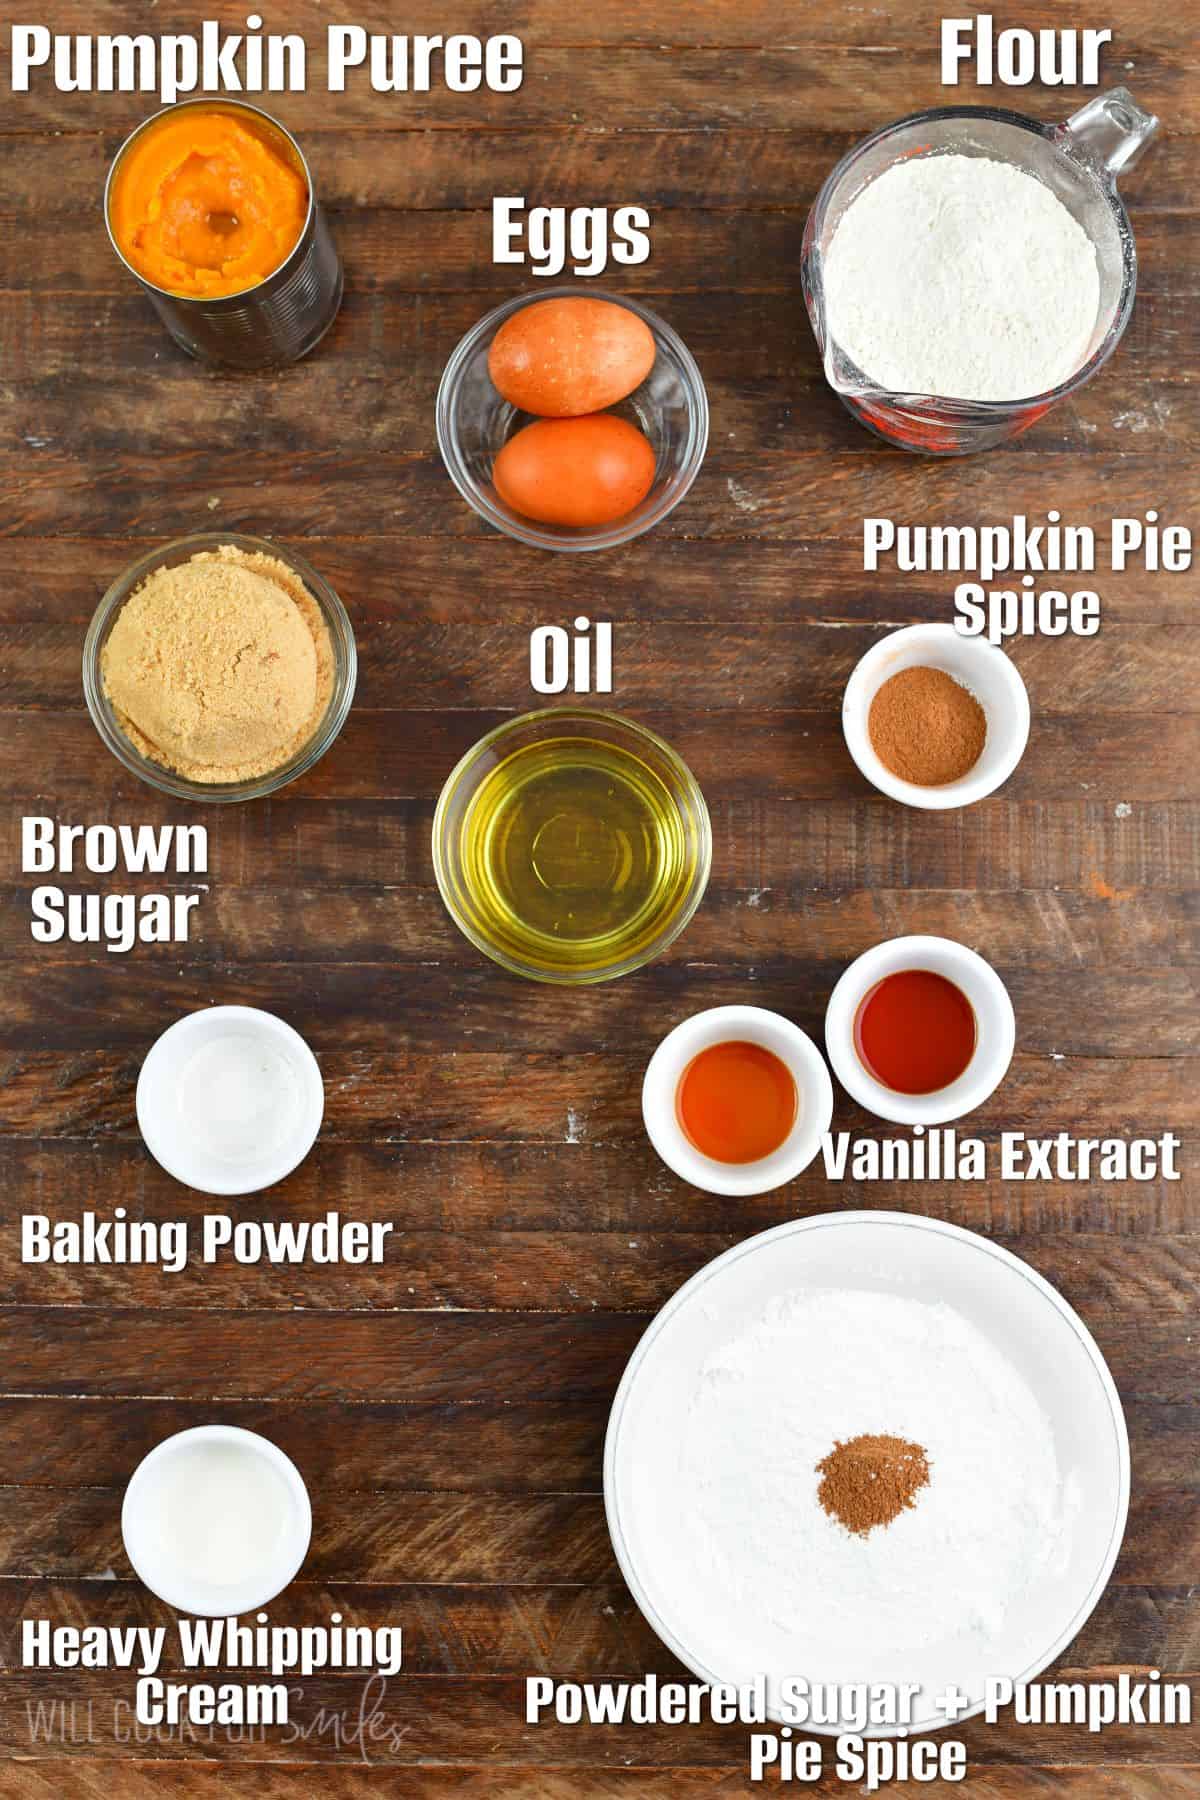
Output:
[823, 154, 1101, 402]
[681, 1288, 1075, 1655]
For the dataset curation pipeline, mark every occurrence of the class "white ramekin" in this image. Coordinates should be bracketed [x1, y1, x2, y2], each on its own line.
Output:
[842, 622, 1030, 809]
[642, 1005, 834, 1196]
[825, 935, 1015, 1125]
[122, 1425, 312, 1616]
[136, 1004, 325, 1196]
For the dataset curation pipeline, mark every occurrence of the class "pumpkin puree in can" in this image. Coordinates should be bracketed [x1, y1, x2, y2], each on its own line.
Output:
[108, 107, 308, 299]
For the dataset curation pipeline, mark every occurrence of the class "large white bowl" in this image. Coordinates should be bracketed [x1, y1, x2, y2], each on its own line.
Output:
[604, 1213, 1129, 1736]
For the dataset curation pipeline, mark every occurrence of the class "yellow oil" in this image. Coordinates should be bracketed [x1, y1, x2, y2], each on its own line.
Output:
[457, 735, 696, 977]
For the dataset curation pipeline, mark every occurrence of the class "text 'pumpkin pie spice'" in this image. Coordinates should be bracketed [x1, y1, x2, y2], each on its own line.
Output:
[868, 665, 987, 787]
[100, 544, 333, 785]
[816, 1432, 931, 1536]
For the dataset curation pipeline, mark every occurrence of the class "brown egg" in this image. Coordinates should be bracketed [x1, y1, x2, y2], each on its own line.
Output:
[493, 414, 657, 529]
[488, 298, 656, 417]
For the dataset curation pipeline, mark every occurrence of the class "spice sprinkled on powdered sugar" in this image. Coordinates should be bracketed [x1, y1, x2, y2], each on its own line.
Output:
[682, 1288, 1076, 1654]
[816, 1432, 931, 1536]
[824, 154, 1101, 402]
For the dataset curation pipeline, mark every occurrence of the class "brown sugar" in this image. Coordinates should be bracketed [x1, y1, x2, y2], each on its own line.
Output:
[816, 1433, 931, 1537]
[868, 665, 986, 786]
[101, 544, 333, 784]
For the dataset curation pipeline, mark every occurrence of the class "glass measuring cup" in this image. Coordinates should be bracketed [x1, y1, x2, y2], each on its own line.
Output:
[802, 88, 1159, 454]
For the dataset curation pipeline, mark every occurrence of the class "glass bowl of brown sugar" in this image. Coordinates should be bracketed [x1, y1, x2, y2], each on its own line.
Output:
[83, 531, 357, 803]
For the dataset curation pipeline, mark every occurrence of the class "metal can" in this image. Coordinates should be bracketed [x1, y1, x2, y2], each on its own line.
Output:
[104, 99, 343, 371]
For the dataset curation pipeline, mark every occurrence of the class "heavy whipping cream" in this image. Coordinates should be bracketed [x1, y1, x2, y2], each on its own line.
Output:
[681, 1289, 1075, 1655]
[823, 154, 1101, 402]
[140, 1438, 293, 1588]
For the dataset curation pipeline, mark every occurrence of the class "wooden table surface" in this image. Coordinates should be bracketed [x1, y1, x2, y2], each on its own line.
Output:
[1, 2, 1197, 1793]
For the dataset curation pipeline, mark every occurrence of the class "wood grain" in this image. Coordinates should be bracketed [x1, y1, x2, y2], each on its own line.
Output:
[0, 1669, 1197, 1764]
[5, 1576, 1200, 1676]
[0, 537, 1193, 624]
[1, 0, 1197, 1789]
[4, 1774, 1200, 1800]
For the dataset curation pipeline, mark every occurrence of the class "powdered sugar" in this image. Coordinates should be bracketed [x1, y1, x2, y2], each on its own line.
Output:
[682, 1288, 1076, 1658]
[823, 154, 1101, 402]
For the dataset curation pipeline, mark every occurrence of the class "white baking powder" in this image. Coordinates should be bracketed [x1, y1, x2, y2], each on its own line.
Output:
[682, 1288, 1076, 1653]
[178, 1030, 301, 1166]
[823, 154, 1101, 402]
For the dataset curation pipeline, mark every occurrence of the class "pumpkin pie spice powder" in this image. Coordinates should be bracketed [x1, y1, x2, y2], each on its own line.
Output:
[868, 665, 987, 787]
[816, 1432, 931, 1537]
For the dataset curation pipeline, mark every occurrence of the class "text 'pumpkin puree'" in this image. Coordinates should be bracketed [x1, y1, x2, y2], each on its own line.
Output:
[109, 107, 308, 298]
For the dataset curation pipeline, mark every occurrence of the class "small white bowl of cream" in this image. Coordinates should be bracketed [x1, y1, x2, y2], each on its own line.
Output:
[643, 1005, 834, 1196]
[136, 1005, 325, 1195]
[122, 1425, 312, 1616]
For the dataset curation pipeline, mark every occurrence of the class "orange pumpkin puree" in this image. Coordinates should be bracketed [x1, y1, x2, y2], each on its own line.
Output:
[109, 108, 308, 299]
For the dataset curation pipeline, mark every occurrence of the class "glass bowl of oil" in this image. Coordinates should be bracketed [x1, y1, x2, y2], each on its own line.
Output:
[433, 708, 712, 984]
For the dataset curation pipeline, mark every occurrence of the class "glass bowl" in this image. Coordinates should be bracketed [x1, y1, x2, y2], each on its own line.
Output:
[83, 531, 357, 802]
[433, 708, 712, 983]
[436, 287, 709, 552]
[802, 88, 1158, 453]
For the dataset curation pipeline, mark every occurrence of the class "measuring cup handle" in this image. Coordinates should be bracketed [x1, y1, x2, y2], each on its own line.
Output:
[1061, 86, 1160, 181]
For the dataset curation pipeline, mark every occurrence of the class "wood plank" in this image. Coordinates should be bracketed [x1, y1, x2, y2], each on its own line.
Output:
[0, 1319, 641, 1403]
[1, 1048, 1189, 1144]
[2, 1770, 1199, 1799]
[3, 1476, 1199, 1587]
[4, 1772, 1200, 1800]
[4, 41, 1190, 134]
[0, 786, 1195, 891]
[4, 288, 1195, 465]
[7, 0, 1199, 58]
[0, 536, 1193, 627]
[4, 1575, 1198, 1677]
[3, 886, 1197, 969]
[0, 1579, 672, 1677]
[0, 1670, 1195, 1764]
[0, 1128, 1195, 1245]
[4, 614, 1199, 719]
[1, 1215, 1197, 1312]
[0, 1486, 612, 1582]
[0, 959, 1191, 1057]
[6, 443, 1198, 540]
[8, 206, 1198, 304]
[0, 1238, 1195, 1385]
[2, 714, 1197, 818]
[5, 127, 1196, 217]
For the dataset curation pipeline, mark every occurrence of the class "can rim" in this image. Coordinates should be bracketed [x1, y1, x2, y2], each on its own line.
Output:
[103, 96, 317, 305]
